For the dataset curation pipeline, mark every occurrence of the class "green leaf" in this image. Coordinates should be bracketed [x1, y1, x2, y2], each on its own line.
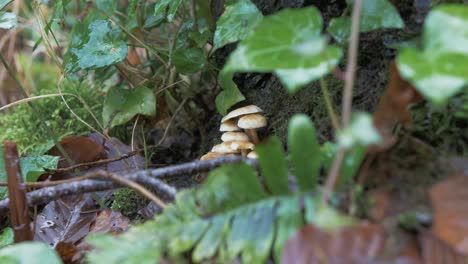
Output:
[216, 7, 342, 114]
[20, 155, 59, 183]
[0, 146, 59, 199]
[213, 0, 263, 51]
[172, 47, 207, 74]
[337, 112, 381, 149]
[102, 86, 156, 128]
[0, 12, 17, 29]
[0, 242, 62, 264]
[64, 19, 127, 73]
[256, 137, 289, 195]
[0, 228, 13, 248]
[397, 4, 468, 104]
[311, 205, 357, 231]
[0, 0, 12, 11]
[154, 0, 182, 23]
[328, 0, 404, 43]
[274, 196, 303, 263]
[288, 114, 320, 191]
[321, 142, 366, 186]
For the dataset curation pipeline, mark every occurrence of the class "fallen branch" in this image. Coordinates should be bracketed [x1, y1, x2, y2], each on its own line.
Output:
[0, 156, 257, 213]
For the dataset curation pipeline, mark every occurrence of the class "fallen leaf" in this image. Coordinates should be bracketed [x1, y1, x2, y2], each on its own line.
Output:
[421, 231, 468, 264]
[372, 62, 423, 150]
[429, 175, 468, 255]
[281, 222, 386, 263]
[90, 209, 129, 236]
[48, 135, 107, 169]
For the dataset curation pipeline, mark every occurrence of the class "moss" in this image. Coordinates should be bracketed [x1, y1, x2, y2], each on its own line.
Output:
[0, 54, 103, 154]
[111, 188, 149, 218]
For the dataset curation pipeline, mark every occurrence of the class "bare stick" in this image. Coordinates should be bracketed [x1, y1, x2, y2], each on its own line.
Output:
[321, 0, 363, 204]
[0, 156, 257, 213]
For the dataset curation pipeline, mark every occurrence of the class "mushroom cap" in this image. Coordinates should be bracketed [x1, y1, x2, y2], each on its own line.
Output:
[237, 114, 267, 129]
[221, 105, 263, 123]
[247, 151, 258, 159]
[200, 152, 225, 160]
[220, 120, 241, 132]
[221, 132, 249, 142]
[229, 141, 254, 150]
[211, 142, 240, 153]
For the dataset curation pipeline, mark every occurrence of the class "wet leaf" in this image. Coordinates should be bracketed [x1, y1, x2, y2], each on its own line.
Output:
[172, 47, 207, 74]
[282, 222, 386, 264]
[0, 12, 17, 29]
[64, 19, 127, 73]
[429, 175, 468, 255]
[337, 112, 382, 149]
[0, 228, 13, 248]
[213, 0, 262, 51]
[34, 195, 97, 249]
[288, 114, 320, 191]
[154, 0, 182, 23]
[217, 7, 342, 114]
[102, 86, 156, 128]
[397, 4, 468, 104]
[328, 0, 404, 43]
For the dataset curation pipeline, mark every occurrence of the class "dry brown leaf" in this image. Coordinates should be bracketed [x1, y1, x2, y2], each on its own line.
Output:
[281, 222, 386, 264]
[48, 135, 107, 168]
[429, 175, 468, 255]
[90, 209, 129, 235]
[421, 231, 468, 264]
[372, 62, 423, 151]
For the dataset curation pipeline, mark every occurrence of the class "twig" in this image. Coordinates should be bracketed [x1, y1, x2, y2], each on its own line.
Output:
[321, 0, 363, 204]
[319, 77, 340, 131]
[0, 156, 257, 213]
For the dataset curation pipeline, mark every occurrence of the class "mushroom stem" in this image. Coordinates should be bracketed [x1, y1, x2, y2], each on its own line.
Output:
[240, 149, 248, 156]
[245, 129, 259, 144]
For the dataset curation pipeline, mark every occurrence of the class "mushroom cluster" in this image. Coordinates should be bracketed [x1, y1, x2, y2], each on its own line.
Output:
[201, 105, 267, 160]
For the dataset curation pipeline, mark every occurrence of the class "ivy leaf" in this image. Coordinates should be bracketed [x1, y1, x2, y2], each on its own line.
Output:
[213, 0, 263, 51]
[337, 112, 381, 149]
[64, 19, 127, 73]
[288, 114, 320, 192]
[217, 7, 342, 115]
[0, 11, 17, 29]
[102, 86, 156, 128]
[172, 47, 207, 74]
[328, 0, 404, 43]
[154, 0, 182, 23]
[0, 242, 62, 264]
[0, 0, 13, 11]
[397, 4, 468, 104]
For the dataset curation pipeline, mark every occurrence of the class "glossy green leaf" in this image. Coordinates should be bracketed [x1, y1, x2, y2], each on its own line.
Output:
[0, 12, 17, 29]
[217, 7, 342, 114]
[64, 19, 127, 73]
[102, 86, 156, 128]
[172, 47, 207, 74]
[154, 0, 182, 23]
[0, 0, 12, 11]
[0, 228, 13, 248]
[213, 0, 262, 51]
[256, 136, 290, 195]
[288, 114, 320, 191]
[337, 112, 381, 149]
[0, 242, 62, 264]
[397, 4, 468, 104]
[328, 0, 404, 43]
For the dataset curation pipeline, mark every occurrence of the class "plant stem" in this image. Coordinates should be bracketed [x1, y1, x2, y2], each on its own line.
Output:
[319, 77, 340, 131]
[321, 0, 363, 204]
[341, 0, 363, 127]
